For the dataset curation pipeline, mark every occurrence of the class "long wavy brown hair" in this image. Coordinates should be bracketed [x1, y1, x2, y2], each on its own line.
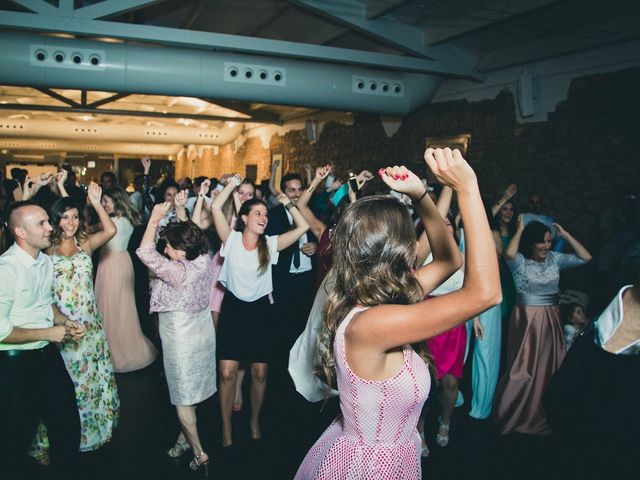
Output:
[317, 195, 433, 389]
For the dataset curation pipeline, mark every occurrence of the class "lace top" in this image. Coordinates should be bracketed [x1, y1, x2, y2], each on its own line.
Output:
[136, 245, 213, 313]
[506, 251, 587, 295]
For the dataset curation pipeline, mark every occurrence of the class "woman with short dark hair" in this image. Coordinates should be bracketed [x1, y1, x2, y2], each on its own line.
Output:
[494, 218, 591, 435]
[136, 204, 216, 473]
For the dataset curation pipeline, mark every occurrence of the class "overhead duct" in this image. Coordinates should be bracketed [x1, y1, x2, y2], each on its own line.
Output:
[0, 118, 243, 145]
[0, 137, 182, 156]
[0, 30, 441, 116]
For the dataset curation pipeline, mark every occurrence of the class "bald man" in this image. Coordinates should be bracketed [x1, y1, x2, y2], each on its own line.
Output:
[0, 202, 84, 479]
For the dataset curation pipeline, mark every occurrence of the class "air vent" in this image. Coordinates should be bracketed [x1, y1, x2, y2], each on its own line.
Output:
[144, 130, 169, 137]
[30, 44, 106, 71]
[224, 62, 286, 86]
[352, 76, 404, 97]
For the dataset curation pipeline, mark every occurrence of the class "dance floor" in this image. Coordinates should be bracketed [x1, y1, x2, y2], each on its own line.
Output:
[22, 344, 572, 480]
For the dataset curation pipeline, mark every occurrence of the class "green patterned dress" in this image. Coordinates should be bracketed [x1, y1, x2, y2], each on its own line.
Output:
[30, 248, 120, 455]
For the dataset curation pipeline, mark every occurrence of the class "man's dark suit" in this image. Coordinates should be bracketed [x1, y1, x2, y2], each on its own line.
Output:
[266, 203, 317, 359]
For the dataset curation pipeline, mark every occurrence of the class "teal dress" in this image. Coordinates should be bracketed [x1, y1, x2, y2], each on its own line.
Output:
[500, 235, 516, 319]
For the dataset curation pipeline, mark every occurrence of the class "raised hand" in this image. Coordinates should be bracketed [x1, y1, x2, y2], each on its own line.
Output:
[378, 166, 424, 198]
[276, 192, 291, 205]
[55, 169, 68, 185]
[552, 222, 569, 239]
[141, 156, 151, 174]
[87, 181, 102, 205]
[21, 175, 40, 200]
[303, 163, 313, 174]
[503, 183, 517, 201]
[315, 165, 332, 181]
[174, 189, 189, 207]
[200, 179, 211, 196]
[356, 170, 374, 183]
[516, 213, 526, 232]
[150, 202, 171, 223]
[423, 148, 476, 191]
[230, 174, 242, 187]
[36, 173, 53, 187]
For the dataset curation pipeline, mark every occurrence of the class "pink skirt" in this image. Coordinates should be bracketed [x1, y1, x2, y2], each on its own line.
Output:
[208, 250, 226, 313]
[426, 323, 467, 380]
[95, 250, 157, 373]
[493, 304, 565, 435]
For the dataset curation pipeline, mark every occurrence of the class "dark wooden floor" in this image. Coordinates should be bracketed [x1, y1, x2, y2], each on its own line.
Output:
[20, 347, 576, 480]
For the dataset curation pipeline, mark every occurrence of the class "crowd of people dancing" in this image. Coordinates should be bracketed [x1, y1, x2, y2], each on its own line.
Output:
[0, 144, 638, 479]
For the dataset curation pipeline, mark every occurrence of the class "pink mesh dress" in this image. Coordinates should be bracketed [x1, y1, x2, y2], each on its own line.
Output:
[295, 307, 431, 479]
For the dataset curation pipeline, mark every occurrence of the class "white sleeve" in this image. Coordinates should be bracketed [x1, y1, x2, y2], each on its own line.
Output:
[267, 235, 280, 265]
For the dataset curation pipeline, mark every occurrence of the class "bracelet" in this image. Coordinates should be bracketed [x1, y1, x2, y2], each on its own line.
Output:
[415, 189, 429, 203]
[285, 202, 295, 211]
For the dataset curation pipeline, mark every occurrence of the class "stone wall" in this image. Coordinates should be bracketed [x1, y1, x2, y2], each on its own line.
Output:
[189, 67, 640, 292]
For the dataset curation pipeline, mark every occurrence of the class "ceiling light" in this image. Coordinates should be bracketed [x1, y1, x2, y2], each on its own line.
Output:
[227, 122, 235, 128]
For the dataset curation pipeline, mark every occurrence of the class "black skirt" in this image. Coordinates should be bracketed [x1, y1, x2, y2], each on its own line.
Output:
[217, 291, 274, 363]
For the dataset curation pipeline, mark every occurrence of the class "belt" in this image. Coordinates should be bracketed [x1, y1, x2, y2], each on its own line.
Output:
[0, 344, 49, 358]
[517, 292, 559, 306]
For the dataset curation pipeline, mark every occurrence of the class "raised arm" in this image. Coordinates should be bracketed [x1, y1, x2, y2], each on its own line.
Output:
[491, 183, 517, 217]
[298, 165, 330, 239]
[268, 159, 282, 197]
[275, 193, 310, 251]
[21, 174, 49, 201]
[85, 182, 116, 254]
[353, 148, 501, 349]
[137, 202, 187, 285]
[192, 179, 211, 229]
[504, 214, 525, 261]
[55, 170, 69, 198]
[436, 185, 453, 219]
[211, 175, 240, 244]
[380, 167, 462, 295]
[415, 184, 453, 265]
[553, 223, 592, 261]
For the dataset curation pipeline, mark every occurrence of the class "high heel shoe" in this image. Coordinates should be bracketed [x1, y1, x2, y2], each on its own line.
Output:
[189, 451, 209, 474]
[436, 416, 450, 447]
[166, 440, 191, 458]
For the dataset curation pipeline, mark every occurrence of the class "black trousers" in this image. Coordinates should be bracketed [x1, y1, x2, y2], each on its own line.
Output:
[0, 343, 81, 479]
[273, 271, 315, 358]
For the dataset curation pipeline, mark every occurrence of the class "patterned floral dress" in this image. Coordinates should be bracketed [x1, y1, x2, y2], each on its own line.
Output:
[30, 247, 120, 455]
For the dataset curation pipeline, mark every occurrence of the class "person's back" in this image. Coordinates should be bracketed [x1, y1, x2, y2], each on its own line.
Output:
[331, 306, 430, 477]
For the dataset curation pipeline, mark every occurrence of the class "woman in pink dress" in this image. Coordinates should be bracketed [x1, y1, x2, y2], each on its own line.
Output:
[95, 187, 157, 372]
[296, 148, 501, 479]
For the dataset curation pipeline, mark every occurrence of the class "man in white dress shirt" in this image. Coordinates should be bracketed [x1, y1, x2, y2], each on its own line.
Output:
[0, 202, 85, 478]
